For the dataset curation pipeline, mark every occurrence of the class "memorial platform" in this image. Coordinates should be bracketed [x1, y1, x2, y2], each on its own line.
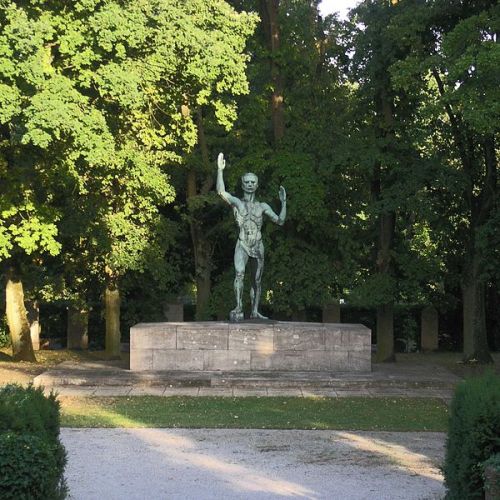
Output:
[130, 321, 371, 373]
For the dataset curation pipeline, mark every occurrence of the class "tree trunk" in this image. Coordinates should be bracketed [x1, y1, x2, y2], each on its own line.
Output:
[376, 304, 394, 362]
[5, 265, 36, 362]
[375, 211, 396, 363]
[462, 254, 492, 363]
[187, 109, 215, 320]
[193, 242, 212, 319]
[460, 135, 495, 364]
[105, 275, 121, 358]
[26, 300, 41, 351]
[67, 305, 89, 350]
[259, 0, 285, 145]
[487, 284, 500, 351]
[433, 76, 496, 363]
[187, 184, 213, 320]
[373, 89, 396, 363]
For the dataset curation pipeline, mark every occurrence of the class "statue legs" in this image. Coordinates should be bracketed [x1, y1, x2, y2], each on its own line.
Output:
[230, 240, 267, 321]
[250, 257, 267, 319]
[230, 244, 248, 322]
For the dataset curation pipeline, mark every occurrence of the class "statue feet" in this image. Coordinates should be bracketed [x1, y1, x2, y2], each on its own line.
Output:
[230, 308, 244, 322]
[250, 311, 268, 320]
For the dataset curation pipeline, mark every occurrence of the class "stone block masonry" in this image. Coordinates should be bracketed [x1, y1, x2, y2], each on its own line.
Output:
[130, 321, 371, 373]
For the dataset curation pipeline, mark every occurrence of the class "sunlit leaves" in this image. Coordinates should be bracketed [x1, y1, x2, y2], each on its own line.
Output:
[0, 0, 257, 321]
[0, 201, 61, 259]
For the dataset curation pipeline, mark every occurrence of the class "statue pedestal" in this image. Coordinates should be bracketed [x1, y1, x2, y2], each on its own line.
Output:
[130, 321, 371, 373]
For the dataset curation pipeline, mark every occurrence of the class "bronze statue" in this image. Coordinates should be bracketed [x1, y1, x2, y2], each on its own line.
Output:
[216, 152, 286, 321]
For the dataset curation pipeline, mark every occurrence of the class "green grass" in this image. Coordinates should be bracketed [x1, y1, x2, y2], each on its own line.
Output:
[60, 396, 449, 431]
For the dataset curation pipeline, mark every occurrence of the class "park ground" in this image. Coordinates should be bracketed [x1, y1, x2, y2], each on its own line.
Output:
[1, 348, 499, 499]
[1, 348, 499, 429]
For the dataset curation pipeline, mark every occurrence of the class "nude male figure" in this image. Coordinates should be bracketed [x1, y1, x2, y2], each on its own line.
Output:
[216, 152, 286, 321]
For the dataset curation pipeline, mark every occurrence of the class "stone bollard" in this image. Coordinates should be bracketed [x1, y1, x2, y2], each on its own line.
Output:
[484, 454, 500, 500]
[322, 302, 341, 323]
[421, 306, 439, 351]
[26, 301, 41, 351]
[67, 306, 89, 350]
[163, 302, 184, 322]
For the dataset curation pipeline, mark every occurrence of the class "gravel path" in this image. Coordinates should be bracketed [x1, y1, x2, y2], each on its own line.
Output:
[62, 429, 446, 499]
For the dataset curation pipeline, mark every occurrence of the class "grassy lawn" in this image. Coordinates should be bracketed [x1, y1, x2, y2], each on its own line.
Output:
[60, 396, 449, 431]
[3, 348, 498, 432]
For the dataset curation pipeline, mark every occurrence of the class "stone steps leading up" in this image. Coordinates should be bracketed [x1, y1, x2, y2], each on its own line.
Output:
[34, 361, 460, 391]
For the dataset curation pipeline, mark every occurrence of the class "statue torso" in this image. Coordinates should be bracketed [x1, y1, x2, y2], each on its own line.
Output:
[233, 200, 264, 252]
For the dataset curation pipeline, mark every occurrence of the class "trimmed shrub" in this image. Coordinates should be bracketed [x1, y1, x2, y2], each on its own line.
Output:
[0, 433, 67, 499]
[0, 384, 67, 499]
[443, 372, 500, 499]
[0, 384, 61, 441]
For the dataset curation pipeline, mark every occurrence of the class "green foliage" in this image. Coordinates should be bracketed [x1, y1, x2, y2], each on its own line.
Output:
[0, 0, 258, 342]
[0, 433, 66, 500]
[0, 316, 9, 348]
[0, 384, 66, 500]
[263, 236, 337, 314]
[483, 452, 500, 472]
[439, 5, 500, 136]
[395, 311, 419, 353]
[0, 384, 61, 442]
[444, 372, 500, 499]
[0, 0, 496, 352]
[348, 273, 396, 308]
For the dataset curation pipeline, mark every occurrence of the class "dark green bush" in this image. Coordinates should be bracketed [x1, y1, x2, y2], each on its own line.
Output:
[0, 384, 60, 441]
[0, 433, 67, 499]
[0, 384, 67, 499]
[444, 372, 500, 499]
[0, 315, 9, 348]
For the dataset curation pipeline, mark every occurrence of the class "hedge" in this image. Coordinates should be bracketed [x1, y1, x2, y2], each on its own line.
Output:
[0, 384, 67, 499]
[443, 372, 500, 499]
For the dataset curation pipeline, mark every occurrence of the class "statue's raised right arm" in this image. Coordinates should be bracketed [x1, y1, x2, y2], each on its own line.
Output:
[216, 152, 240, 206]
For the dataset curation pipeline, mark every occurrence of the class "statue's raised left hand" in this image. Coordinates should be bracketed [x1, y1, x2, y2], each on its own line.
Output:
[279, 185, 286, 203]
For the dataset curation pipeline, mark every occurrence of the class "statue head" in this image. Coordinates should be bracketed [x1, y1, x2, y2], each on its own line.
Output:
[241, 172, 258, 193]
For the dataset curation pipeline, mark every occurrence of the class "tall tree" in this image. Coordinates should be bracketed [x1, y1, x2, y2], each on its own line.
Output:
[349, 0, 409, 362]
[0, 3, 65, 360]
[259, 0, 285, 144]
[389, 0, 498, 361]
[1, 0, 258, 356]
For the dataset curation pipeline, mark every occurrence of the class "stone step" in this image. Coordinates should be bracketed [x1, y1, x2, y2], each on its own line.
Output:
[34, 367, 458, 390]
[34, 370, 211, 388]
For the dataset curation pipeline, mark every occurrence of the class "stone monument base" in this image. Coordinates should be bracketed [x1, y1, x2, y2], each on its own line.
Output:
[130, 321, 371, 373]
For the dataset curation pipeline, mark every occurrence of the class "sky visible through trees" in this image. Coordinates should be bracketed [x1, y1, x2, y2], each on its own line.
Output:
[320, 0, 359, 19]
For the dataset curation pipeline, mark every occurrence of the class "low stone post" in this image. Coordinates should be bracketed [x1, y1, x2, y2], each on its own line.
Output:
[26, 301, 41, 351]
[322, 302, 341, 323]
[421, 306, 438, 351]
[484, 455, 500, 500]
[291, 309, 306, 321]
[67, 306, 89, 350]
[163, 302, 184, 322]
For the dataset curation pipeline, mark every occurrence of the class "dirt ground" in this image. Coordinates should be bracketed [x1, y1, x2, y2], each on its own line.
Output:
[0, 348, 129, 386]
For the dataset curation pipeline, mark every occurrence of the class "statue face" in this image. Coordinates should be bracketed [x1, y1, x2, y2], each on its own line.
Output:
[241, 173, 258, 193]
